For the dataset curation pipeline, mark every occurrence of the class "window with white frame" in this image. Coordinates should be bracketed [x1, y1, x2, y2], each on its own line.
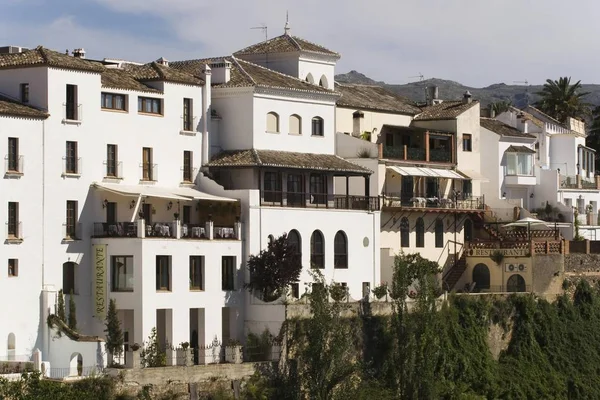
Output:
[506, 152, 534, 176]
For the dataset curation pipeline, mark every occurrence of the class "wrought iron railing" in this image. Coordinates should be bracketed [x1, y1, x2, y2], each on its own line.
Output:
[261, 191, 380, 211]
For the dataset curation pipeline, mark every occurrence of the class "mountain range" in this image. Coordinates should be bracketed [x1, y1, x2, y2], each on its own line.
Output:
[334, 71, 600, 110]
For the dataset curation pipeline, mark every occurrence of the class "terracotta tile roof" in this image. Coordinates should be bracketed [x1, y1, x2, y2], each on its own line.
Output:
[234, 34, 340, 58]
[171, 57, 336, 95]
[480, 118, 536, 138]
[505, 145, 535, 154]
[124, 61, 203, 86]
[414, 100, 479, 121]
[523, 106, 566, 128]
[101, 68, 161, 93]
[0, 95, 48, 119]
[507, 106, 543, 128]
[335, 83, 421, 115]
[0, 46, 104, 72]
[207, 149, 372, 175]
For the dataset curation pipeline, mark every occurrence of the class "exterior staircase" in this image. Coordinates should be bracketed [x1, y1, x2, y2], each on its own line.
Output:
[442, 253, 467, 291]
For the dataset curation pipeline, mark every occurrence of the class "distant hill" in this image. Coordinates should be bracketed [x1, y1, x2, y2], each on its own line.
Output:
[335, 74, 600, 109]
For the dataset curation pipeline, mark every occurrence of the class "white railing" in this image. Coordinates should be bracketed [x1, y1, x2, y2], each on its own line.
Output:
[4, 155, 24, 175]
[62, 157, 82, 176]
[103, 160, 123, 179]
[140, 163, 158, 182]
[5, 221, 23, 240]
[62, 103, 82, 123]
[62, 222, 82, 240]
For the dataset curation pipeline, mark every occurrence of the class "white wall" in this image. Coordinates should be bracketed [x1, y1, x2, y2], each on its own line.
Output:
[336, 107, 413, 141]
[211, 89, 254, 153]
[0, 67, 49, 110]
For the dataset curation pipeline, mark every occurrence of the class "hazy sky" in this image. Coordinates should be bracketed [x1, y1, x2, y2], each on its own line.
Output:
[1, 0, 598, 87]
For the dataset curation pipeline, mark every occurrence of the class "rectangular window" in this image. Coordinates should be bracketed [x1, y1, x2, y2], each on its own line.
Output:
[462, 134, 472, 152]
[8, 259, 18, 277]
[310, 174, 327, 205]
[142, 147, 153, 181]
[264, 171, 282, 203]
[221, 256, 235, 291]
[66, 200, 78, 239]
[20, 83, 29, 103]
[291, 283, 300, 299]
[138, 97, 162, 115]
[106, 202, 117, 224]
[462, 180, 472, 197]
[287, 173, 304, 206]
[7, 137, 19, 172]
[111, 256, 133, 292]
[182, 205, 191, 225]
[156, 256, 171, 291]
[183, 151, 193, 182]
[506, 153, 534, 176]
[65, 141, 78, 174]
[142, 203, 152, 225]
[63, 263, 76, 294]
[66, 84, 77, 120]
[7, 202, 18, 238]
[183, 98, 193, 131]
[189, 256, 204, 290]
[101, 92, 126, 111]
[106, 144, 118, 177]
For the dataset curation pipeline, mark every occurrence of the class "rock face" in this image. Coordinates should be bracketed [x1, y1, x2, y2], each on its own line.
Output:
[487, 323, 512, 361]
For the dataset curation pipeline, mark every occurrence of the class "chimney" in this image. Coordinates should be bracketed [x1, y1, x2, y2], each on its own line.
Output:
[463, 90, 472, 104]
[522, 120, 529, 134]
[210, 60, 231, 84]
[72, 48, 86, 59]
[201, 65, 212, 167]
[488, 104, 496, 118]
[156, 57, 169, 67]
[426, 86, 439, 106]
[352, 110, 365, 137]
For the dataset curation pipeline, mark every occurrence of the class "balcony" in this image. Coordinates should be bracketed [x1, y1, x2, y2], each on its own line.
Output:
[4, 155, 24, 177]
[103, 160, 123, 180]
[560, 174, 599, 190]
[380, 127, 454, 164]
[382, 145, 452, 163]
[382, 192, 484, 211]
[260, 191, 380, 211]
[62, 103, 82, 125]
[140, 163, 158, 182]
[504, 174, 536, 186]
[62, 157, 82, 177]
[92, 220, 240, 240]
[5, 221, 23, 242]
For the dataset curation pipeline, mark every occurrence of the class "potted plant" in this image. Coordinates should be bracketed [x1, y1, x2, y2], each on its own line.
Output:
[225, 339, 243, 364]
[372, 283, 388, 300]
[178, 342, 192, 366]
[174, 212, 180, 220]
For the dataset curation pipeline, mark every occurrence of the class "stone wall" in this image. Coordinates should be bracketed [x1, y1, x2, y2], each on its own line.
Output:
[532, 254, 564, 294]
[565, 253, 600, 275]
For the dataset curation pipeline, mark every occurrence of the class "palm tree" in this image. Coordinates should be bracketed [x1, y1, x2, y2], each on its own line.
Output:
[535, 77, 590, 122]
[491, 100, 512, 116]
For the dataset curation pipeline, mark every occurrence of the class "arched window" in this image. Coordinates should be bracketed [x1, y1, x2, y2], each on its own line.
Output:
[334, 231, 348, 269]
[63, 262, 76, 294]
[435, 219, 444, 248]
[288, 230, 302, 260]
[416, 218, 425, 248]
[311, 117, 324, 136]
[305, 73, 315, 84]
[400, 217, 410, 247]
[464, 219, 473, 242]
[507, 274, 526, 293]
[319, 75, 329, 89]
[289, 114, 302, 135]
[310, 230, 324, 269]
[472, 264, 490, 292]
[7, 333, 15, 360]
[266, 112, 279, 133]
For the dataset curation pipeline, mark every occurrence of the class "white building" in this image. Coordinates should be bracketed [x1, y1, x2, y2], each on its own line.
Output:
[335, 85, 486, 290]
[171, 28, 381, 335]
[496, 106, 600, 238]
[0, 46, 243, 366]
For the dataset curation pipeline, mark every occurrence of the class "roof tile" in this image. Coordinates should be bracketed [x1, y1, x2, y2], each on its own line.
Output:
[234, 34, 339, 58]
[414, 100, 479, 121]
[124, 62, 203, 86]
[480, 118, 536, 138]
[0, 46, 104, 72]
[0, 95, 48, 119]
[335, 83, 421, 115]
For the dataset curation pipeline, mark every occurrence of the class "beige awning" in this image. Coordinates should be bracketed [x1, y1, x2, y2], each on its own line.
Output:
[91, 182, 237, 202]
[457, 169, 490, 182]
[387, 166, 464, 179]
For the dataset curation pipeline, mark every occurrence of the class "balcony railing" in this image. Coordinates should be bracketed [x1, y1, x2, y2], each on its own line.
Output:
[429, 148, 452, 162]
[103, 161, 123, 179]
[4, 155, 24, 175]
[382, 146, 451, 163]
[5, 221, 23, 241]
[92, 220, 240, 240]
[261, 191, 380, 211]
[62, 222, 82, 240]
[382, 192, 484, 210]
[382, 146, 404, 159]
[62, 103, 82, 123]
[140, 163, 158, 182]
[181, 166, 197, 183]
[93, 222, 137, 238]
[214, 226, 236, 239]
[62, 157, 82, 176]
[407, 147, 426, 161]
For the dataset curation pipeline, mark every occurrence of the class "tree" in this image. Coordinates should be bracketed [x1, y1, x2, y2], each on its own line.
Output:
[104, 299, 124, 362]
[68, 291, 77, 331]
[535, 77, 590, 122]
[587, 106, 600, 170]
[491, 100, 512, 116]
[140, 327, 166, 367]
[245, 233, 302, 302]
[56, 289, 66, 323]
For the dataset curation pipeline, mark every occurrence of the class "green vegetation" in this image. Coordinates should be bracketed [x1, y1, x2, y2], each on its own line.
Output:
[535, 76, 590, 123]
[56, 289, 66, 324]
[105, 299, 124, 364]
[67, 291, 77, 331]
[140, 328, 166, 368]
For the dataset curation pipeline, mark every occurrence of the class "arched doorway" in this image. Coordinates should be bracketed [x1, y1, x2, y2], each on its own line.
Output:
[464, 219, 473, 242]
[7, 333, 15, 360]
[506, 274, 526, 292]
[472, 264, 490, 292]
[70, 352, 83, 376]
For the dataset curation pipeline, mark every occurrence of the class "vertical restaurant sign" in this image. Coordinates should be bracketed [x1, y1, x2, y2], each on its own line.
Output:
[93, 244, 107, 321]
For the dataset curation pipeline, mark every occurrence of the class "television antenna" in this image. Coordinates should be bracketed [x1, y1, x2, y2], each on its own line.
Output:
[514, 79, 530, 105]
[409, 72, 424, 82]
[250, 24, 268, 42]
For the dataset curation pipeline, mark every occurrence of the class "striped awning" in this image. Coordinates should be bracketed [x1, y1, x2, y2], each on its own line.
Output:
[387, 166, 464, 179]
